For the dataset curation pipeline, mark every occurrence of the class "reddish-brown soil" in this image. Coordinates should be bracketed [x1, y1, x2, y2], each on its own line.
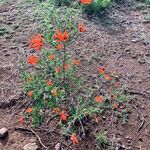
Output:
[0, 0, 150, 150]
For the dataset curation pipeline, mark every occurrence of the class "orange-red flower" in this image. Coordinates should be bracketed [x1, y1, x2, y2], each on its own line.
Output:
[55, 67, 60, 74]
[18, 116, 25, 125]
[78, 23, 86, 32]
[63, 64, 70, 70]
[52, 88, 57, 97]
[80, 0, 93, 4]
[70, 134, 79, 145]
[104, 74, 112, 81]
[27, 55, 39, 65]
[56, 43, 64, 50]
[95, 96, 104, 103]
[98, 67, 105, 75]
[72, 59, 80, 65]
[52, 29, 69, 42]
[53, 107, 61, 113]
[52, 92, 57, 97]
[47, 80, 53, 86]
[29, 34, 43, 52]
[113, 103, 119, 110]
[60, 111, 68, 121]
[25, 107, 33, 113]
[49, 54, 55, 61]
[27, 91, 33, 97]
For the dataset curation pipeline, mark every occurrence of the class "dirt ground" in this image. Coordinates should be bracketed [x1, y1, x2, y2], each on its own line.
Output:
[0, 0, 150, 150]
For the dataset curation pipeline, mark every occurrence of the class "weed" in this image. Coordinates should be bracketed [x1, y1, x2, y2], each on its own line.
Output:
[0, 27, 7, 36]
[95, 132, 109, 149]
[80, 0, 112, 15]
[141, 0, 150, 4]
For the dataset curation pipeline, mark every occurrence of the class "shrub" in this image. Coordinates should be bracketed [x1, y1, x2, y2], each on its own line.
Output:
[143, 0, 150, 4]
[96, 132, 109, 148]
[20, 0, 130, 146]
[80, 0, 112, 15]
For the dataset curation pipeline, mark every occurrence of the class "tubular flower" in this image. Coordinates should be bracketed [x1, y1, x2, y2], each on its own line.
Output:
[98, 67, 105, 75]
[29, 34, 43, 52]
[95, 95, 104, 103]
[113, 103, 119, 110]
[18, 116, 25, 124]
[27, 55, 39, 65]
[70, 134, 79, 145]
[52, 88, 57, 97]
[60, 111, 68, 121]
[53, 107, 61, 113]
[72, 59, 80, 65]
[27, 91, 33, 97]
[47, 80, 53, 86]
[49, 54, 55, 61]
[80, 0, 93, 4]
[25, 107, 33, 113]
[52, 91, 57, 97]
[78, 23, 86, 32]
[55, 67, 60, 74]
[104, 74, 112, 81]
[56, 43, 64, 50]
[52, 29, 69, 42]
[63, 64, 70, 70]
[63, 30, 69, 42]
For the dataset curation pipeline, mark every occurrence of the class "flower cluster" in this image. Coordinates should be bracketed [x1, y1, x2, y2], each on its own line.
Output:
[80, 0, 93, 5]
[20, 14, 128, 147]
[29, 34, 43, 52]
[20, 22, 89, 145]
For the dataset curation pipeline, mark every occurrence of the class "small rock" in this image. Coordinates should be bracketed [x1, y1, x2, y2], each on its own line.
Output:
[132, 38, 141, 43]
[102, 116, 106, 120]
[23, 143, 38, 150]
[126, 136, 132, 140]
[121, 145, 125, 149]
[0, 127, 8, 139]
[146, 89, 150, 95]
[55, 143, 61, 150]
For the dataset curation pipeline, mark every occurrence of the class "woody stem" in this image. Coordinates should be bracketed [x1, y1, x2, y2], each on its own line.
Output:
[62, 43, 66, 86]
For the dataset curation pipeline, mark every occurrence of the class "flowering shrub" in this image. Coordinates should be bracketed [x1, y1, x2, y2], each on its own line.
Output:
[35, 1, 78, 40]
[80, 0, 112, 15]
[20, 0, 130, 146]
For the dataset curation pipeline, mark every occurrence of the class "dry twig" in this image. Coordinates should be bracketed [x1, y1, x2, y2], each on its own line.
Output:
[132, 122, 150, 144]
[15, 127, 49, 149]
[132, 106, 145, 131]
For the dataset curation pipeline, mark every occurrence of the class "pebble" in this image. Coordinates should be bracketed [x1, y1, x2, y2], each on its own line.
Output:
[0, 127, 8, 139]
[23, 143, 38, 150]
[55, 143, 61, 150]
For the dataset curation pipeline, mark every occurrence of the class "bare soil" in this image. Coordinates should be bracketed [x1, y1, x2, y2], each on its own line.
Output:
[0, 0, 150, 150]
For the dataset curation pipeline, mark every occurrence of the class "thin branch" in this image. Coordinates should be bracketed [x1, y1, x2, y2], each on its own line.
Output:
[62, 43, 66, 85]
[79, 119, 85, 137]
[132, 122, 150, 144]
[132, 106, 145, 131]
[15, 127, 48, 149]
[127, 90, 150, 98]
